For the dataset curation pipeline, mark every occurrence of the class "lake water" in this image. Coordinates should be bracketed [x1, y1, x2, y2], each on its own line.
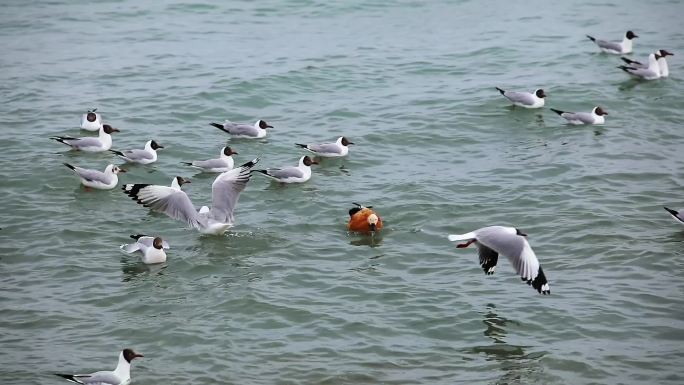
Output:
[1, 0, 684, 384]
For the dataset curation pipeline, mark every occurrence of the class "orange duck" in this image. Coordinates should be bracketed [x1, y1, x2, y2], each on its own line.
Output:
[347, 203, 383, 233]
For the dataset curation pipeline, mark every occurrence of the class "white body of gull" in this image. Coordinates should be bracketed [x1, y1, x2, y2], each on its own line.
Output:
[80, 109, 102, 131]
[550, 106, 608, 125]
[586, 30, 638, 54]
[664, 207, 684, 225]
[621, 49, 673, 77]
[55, 348, 143, 385]
[182, 146, 237, 173]
[448, 226, 550, 295]
[63, 163, 125, 190]
[495, 87, 546, 108]
[51, 124, 120, 152]
[122, 159, 259, 235]
[296, 136, 354, 157]
[121, 235, 169, 264]
[617, 53, 662, 80]
[255, 155, 318, 183]
[110, 140, 163, 164]
[210, 119, 272, 139]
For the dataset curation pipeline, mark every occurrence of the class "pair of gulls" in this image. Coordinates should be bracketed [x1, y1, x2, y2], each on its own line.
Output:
[495, 87, 608, 125]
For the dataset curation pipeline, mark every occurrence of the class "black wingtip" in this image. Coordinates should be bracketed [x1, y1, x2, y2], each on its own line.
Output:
[239, 157, 260, 169]
[54, 373, 79, 383]
[586, 34, 595, 42]
[549, 108, 564, 115]
[180, 161, 192, 166]
[530, 266, 550, 295]
[63, 163, 75, 170]
[616, 65, 632, 73]
[664, 207, 679, 216]
[495, 87, 505, 95]
[130, 234, 147, 240]
[109, 149, 124, 156]
[254, 169, 268, 175]
[295, 143, 308, 149]
[210, 122, 226, 131]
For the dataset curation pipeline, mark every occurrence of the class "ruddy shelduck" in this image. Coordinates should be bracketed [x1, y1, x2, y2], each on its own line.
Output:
[347, 203, 383, 233]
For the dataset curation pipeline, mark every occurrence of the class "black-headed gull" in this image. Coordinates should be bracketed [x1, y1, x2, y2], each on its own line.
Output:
[295, 136, 354, 157]
[664, 207, 684, 225]
[448, 226, 550, 295]
[495, 87, 546, 108]
[621, 49, 673, 77]
[51, 124, 120, 152]
[121, 235, 169, 264]
[80, 108, 102, 131]
[63, 163, 126, 190]
[255, 155, 318, 183]
[617, 52, 663, 80]
[210, 119, 272, 139]
[550, 106, 608, 125]
[55, 348, 143, 385]
[182, 146, 237, 173]
[586, 30, 638, 54]
[110, 140, 164, 164]
[122, 158, 259, 235]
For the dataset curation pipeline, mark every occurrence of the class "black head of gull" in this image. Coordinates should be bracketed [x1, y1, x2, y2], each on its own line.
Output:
[224, 146, 238, 156]
[150, 140, 164, 150]
[341, 137, 354, 146]
[175, 176, 191, 186]
[593, 106, 608, 116]
[102, 124, 120, 134]
[303, 156, 319, 166]
[152, 237, 164, 250]
[626, 30, 638, 40]
[658, 49, 674, 57]
[258, 120, 273, 129]
[123, 348, 144, 363]
[534, 89, 546, 98]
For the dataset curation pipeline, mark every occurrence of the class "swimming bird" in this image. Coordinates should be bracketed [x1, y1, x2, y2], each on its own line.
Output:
[549, 106, 607, 125]
[122, 158, 259, 235]
[210, 119, 272, 139]
[617, 52, 663, 80]
[109, 140, 163, 164]
[80, 108, 102, 131]
[295, 136, 354, 157]
[181, 146, 237, 172]
[621, 49, 673, 77]
[121, 235, 169, 264]
[347, 203, 383, 233]
[51, 124, 120, 152]
[447, 226, 550, 295]
[664, 207, 684, 225]
[63, 163, 125, 190]
[495, 87, 546, 108]
[54, 348, 143, 385]
[586, 30, 638, 54]
[254, 155, 318, 183]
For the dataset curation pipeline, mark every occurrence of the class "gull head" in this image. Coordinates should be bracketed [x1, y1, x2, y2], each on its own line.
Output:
[152, 237, 164, 250]
[535, 89, 546, 98]
[625, 30, 638, 40]
[593, 106, 608, 116]
[122, 348, 144, 363]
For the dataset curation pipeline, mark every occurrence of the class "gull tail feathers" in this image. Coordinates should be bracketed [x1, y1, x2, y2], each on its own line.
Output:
[586, 35, 596, 42]
[549, 108, 564, 115]
[447, 232, 476, 242]
[495, 87, 505, 95]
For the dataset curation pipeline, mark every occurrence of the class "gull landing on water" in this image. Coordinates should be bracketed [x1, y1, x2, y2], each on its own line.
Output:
[550, 106, 608, 125]
[55, 348, 143, 385]
[495, 87, 546, 108]
[586, 30, 638, 54]
[80, 109, 102, 131]
[448, 226, 550, 295]
[121, 235, 170, 264]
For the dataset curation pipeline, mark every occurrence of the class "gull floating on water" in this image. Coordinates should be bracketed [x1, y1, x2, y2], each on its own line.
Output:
[55, 348, 143, 385]
[122, 158, 259, 235]
[51, 124, 120, 152]
[210, 119, 272, 139]
[63, 163, 125, 190]
[495, 87, 546, 108]
[448, 226, 550, 295]
[347, 203, 383, 233]
[586, 30, 638, 54]
[255, 155, 318, 183]
[80, 108, 102, 131]
[664, 207, 684, 225]
[621, 49, 673, 77]
[296, 136, 354, 157]
[110, 140, 164, 164]
[181, 146, 237, 172]
[550, 106, 607, 125]
[617, 52, 662, 80]
[121, 234, 169, 264]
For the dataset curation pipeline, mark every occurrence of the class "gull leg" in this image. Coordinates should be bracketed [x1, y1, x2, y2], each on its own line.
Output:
[456, 239, 475, 248]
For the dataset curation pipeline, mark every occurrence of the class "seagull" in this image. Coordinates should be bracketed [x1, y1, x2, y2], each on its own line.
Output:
[586, 30, 638, 54]
[109, 140, 164, 164]
[549, 106, 608, 125]
[80, 108, 102, 131]
[621, 50, 673, 77]
[181, 146, 237, 173]
[121, 234, 169, 264]
[295, 136, 354, 157]
[54, 348, 143, 385]
[254, 155, 318, 183]
[63, 163, 125, 190]
[664, 207, 684, 225]
[617, 52, 662, 80]
[51, 124, 120, 152]
[122, 158, 259, 235]
[495, 87, 546, 108]
[347, 203, 383, 233]
[210, 119, 272, 139]
[447, 226, 550, 295]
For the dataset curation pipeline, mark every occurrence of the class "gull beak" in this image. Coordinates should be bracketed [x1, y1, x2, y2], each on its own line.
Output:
[119, 168, 127, 173]
[134, 353, 144, 359]
[266, 125, 273, 128]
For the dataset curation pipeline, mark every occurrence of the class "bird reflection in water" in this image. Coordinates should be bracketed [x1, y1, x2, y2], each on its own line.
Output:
[120, 257, 166, 282]
[348, 231, 384, 247]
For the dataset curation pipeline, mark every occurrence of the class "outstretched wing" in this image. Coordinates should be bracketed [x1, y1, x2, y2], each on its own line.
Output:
[476, 242, 499, 275]
[210, 158, 259, 223]
[123, 184, 200, 228]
